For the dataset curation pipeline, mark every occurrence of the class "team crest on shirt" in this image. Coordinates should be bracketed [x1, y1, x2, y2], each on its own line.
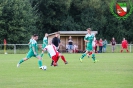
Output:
[110, 0, 133, 20]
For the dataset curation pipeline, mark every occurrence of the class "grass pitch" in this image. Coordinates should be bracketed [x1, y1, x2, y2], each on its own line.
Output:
[0, 53, 133, 88]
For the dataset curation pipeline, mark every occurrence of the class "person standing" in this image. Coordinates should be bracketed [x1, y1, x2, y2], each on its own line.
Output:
[52, 32, 61, 51]
[98, 38, 103, 53]
[41, 40, 67, 66]
[111, 37, 116, 53]
[40, 33, 49, 57]
[51, 32, 68, 65]
[68, 36, 73, 53]
[17, 34, 44, 69]
[120, 38, 129, 53]
[103, 39, 108, 53]
[79, 28, 97, 63]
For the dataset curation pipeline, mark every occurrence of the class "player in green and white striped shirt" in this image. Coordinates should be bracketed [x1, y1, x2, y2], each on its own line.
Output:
[79, 28, 97, 63]
[17, 34, 44, 69]
[40, 33, 50, 57]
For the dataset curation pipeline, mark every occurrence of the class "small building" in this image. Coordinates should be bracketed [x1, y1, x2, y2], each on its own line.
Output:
[48, 31, 98, 52]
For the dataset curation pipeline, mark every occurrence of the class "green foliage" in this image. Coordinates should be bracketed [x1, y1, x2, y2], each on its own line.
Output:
[31, 0, 133, 43]
[0, 0, 133, 43]
[0, 0, 38, 44]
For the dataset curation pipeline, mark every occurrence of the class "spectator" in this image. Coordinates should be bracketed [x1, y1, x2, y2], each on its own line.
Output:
[103, 39, 108, 53]
[120, 38, 129, 53]
[66, 44, 68, 52]
[98, 38, 103, 53]
[95, 39, 98, 53]
[111, 37, 116, 53]
[68, 36, 73, 53]
[73, 43, 78, 53]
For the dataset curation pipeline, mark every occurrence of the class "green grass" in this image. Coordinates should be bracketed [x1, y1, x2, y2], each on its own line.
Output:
[0, 53, 133, 88]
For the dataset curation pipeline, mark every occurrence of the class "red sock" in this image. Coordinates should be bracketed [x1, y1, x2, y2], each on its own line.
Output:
[52, 56, 57, 66]
[89, 52, 92, 55]
[55, 56, 59, 63]
[61, 55, 66, 62]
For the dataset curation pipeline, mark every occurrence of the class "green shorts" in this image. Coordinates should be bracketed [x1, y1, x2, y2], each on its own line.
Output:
[86, 45, 93, 51]
[26, 50, 38, 59]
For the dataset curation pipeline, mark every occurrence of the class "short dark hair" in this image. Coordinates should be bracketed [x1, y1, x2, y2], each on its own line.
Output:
[33, 34, 38, 37]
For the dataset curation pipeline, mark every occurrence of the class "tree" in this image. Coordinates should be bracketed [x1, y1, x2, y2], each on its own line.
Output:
[0, 0, 38, 44]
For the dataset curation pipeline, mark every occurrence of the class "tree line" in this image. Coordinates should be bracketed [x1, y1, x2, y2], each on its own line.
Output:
[0, 0, 133, 44]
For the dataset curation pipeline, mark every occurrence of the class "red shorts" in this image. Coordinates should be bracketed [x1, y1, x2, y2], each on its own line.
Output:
[122, 45, 127, 49]
[52, 52, 59, 63]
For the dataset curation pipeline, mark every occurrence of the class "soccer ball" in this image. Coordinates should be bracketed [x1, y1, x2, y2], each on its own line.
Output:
[41, 65, 47, 70]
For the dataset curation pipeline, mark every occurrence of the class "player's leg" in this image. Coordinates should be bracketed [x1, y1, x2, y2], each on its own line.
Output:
[59, 53, 68, 64]
[125, 46, 129, 53]
[126, 48, 129, 53]
[90, 46, 97, 63]
[51, 55, 58, 66]
[92, 51, 96, 62]
[17, 51, 33, 67]
[36, 55, 43, 69]
[79, 50, 88, 62]
[120, 46, 123, 53]
[40, 50, 44, 57]
[87, 51, 92, 58]
[17, 57, 29, 67]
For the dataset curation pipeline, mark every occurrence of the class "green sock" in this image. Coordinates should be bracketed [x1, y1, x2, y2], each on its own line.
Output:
[40, 53, 44, 57]
[38, 60, 42, 67]
[92, 54, 95, 61]
[19, 59, 24, 64]
[81, 53, 86, 59]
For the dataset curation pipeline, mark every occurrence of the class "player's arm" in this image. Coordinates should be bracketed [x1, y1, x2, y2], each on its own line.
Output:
[84, 39, 89, 43]
[42, 48, 47, 52]
[84, 35, 89, 43]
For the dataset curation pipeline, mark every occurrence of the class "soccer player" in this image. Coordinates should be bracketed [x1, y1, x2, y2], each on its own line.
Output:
[120, 38, 129, 53]
[79, 28, 97, 63]
[17, 34, 44, 69]
[40, 33, 49, 57]
[41, 40, 67, 66]
[51, 32, 68, 65]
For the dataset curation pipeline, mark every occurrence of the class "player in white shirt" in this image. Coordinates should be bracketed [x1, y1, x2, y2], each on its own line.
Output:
[41, 41, 68, 66]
